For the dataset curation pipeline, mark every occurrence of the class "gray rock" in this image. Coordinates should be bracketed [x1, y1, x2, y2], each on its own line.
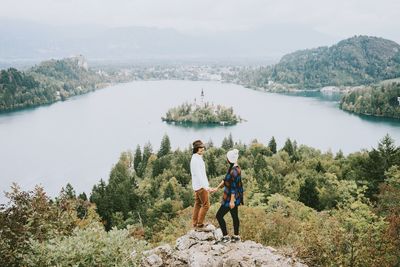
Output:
[221, 258, 241, 267]
[141, 254, 163, 267]
[140, 224, 308, 267]
[176, 234, 198, 251]
[189, 229, 215, 241]
[213, 228, 223, 240]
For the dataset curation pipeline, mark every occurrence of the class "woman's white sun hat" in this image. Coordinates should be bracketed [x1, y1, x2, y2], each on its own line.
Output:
[227, 149, 239, 164]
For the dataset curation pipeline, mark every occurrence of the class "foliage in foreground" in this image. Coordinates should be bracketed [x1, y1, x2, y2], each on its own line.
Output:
[0, 184, 146, 267]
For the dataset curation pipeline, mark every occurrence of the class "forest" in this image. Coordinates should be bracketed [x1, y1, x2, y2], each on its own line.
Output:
[1, 134, 399, 266]
[340, 82, 400, 119]
[0, 56, 107, 112]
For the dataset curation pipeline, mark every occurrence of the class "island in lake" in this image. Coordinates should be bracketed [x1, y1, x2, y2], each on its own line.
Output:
[162, 90, 243, 125]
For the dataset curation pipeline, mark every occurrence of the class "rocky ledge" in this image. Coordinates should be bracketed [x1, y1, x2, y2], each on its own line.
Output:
[141, 224, 307, 267]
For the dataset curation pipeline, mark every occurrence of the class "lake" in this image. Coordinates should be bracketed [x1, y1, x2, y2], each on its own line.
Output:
[1, 80, 400, 201]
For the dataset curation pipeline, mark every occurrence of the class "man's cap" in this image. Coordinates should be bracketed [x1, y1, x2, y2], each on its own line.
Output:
[193, 140, 205, 150]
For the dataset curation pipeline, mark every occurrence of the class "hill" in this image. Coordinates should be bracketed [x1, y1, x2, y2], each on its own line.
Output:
[0, 56, 107, 112]
[242, 36, 400, 89]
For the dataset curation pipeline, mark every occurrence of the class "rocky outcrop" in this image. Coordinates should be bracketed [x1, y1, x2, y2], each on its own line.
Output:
[141, 224, 307, 267]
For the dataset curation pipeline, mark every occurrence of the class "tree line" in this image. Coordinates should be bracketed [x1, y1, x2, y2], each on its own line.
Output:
[0, 57, 107, 112]
[340, 82, 400, 119]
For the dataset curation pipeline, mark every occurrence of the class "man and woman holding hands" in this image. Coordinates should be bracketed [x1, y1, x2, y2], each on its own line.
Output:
[190, 140, 243, 244]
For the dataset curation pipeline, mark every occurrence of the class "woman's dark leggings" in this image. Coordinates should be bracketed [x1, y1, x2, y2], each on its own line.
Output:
[216, 205, 239, 236]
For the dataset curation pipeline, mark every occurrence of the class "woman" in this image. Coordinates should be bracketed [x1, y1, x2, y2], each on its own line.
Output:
[213, 148, 244, 244]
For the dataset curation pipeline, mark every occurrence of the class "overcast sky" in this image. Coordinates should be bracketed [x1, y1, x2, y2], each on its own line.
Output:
[0, 0, 399, 42]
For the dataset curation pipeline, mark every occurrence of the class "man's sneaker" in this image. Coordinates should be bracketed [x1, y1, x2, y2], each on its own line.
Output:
[214, 235, 230, 245]
[231, 235, 241, 243]
[195, 223, 213, 232]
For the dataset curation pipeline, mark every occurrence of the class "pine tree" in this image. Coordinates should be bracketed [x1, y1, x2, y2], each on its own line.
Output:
[63, 183, 76, 199]
[133, 145, 142, 174]
[365, 134, 400, 199]
[221, 133, 234, 150]
[78, 192, 87, 201]
[254, 154, 269, 190]
[268, 136, 277, 154]
[152, 157, 171, 177]
[138, 142, 153, 177]
[282, 138, 294, 156]
[142, 142, 153, 164]
[157, 134, 171, 158]
[90, 179, 112, 229]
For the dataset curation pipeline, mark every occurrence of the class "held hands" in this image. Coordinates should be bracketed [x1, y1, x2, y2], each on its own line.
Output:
[229, 201, 235, 209]
[208, 187, 218, 193]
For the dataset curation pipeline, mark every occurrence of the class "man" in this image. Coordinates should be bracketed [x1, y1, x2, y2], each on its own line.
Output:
[190, 139, 211, 231]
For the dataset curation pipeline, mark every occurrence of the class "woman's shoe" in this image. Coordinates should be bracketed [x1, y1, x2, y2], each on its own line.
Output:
[230, 235, 241, 243]
[214, 235, 230, 245]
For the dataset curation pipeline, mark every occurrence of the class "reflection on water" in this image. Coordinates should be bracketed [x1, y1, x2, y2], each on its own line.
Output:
[280, 91, 343, 102]
[341, 109, 400, 127]
[162, 121, 235, 129]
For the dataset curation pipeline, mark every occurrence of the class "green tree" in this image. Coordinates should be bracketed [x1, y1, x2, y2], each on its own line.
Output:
[164, 182, 176, 200]
[365, 134, 400, 199]
[133, 145, 142, 174]
[282, 138, 294, 157]
[63, 183, 76, 199]
[254, 154, 269, 191]
[152, 156, 171, 177]
[268, 136, 277, 154]
[90, 179, 112, 229]
[78, 192, 88, 201]
[299, 177, 320, 210]
[138, 142, 153, 177]
[90, 152, 138, 230]
[221, 133, 234, 150]
[315, 161, 325, 173]
[142, 142, 153, 163]
[206, 152, 218, 177]
[157, 134, 171, 158]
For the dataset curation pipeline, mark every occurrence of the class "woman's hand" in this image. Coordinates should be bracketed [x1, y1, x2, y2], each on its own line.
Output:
[229, 201, 235, 209]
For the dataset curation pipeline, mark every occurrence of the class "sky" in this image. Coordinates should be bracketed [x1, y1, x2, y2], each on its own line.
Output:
[0, 0, 399, 42]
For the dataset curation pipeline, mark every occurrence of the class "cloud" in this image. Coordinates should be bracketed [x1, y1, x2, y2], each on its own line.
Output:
[0, 0, 399, 42]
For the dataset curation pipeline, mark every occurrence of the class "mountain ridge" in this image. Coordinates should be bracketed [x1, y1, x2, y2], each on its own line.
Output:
[242, 35, 400, 89]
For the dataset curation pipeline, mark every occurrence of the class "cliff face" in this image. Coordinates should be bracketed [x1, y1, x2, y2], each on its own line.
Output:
[141, 224, 307, 267]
